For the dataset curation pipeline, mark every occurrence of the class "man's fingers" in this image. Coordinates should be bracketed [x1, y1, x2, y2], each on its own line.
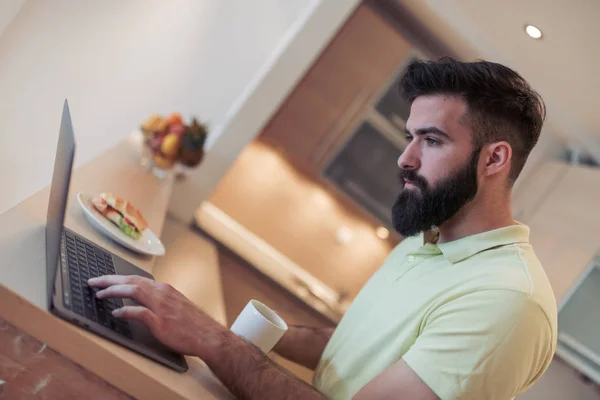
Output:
[95, 284, 152, 308]
[113, 306, 159, 332]
[95, 284, 135, 299]
[87, 274, 152, 289]
[88, 275, 130, 288]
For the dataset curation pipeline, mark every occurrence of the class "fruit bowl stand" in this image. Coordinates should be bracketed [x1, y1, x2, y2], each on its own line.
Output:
[130, 130, 203, 180]
[136, 113, 208, 180]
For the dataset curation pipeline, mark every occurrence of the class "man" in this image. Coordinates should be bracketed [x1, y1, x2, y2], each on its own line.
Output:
[89, 57, 557, 399]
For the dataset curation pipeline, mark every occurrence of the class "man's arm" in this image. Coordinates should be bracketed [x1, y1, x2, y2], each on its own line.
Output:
[88, 275, 327, 399]
[204, 331, 436, 400]
[205, 329, 436, 400]
[354, 360, 439, 400]
[88, 275, 437, 399]
[273, 325, 334, 370]
[203, 328, 326, 399]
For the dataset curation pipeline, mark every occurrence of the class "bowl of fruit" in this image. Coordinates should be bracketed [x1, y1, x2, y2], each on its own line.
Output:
[140, 113, 208, 178]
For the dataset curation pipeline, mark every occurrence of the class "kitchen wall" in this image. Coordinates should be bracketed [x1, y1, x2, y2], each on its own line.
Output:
[167, 0, 360, 221]
[207, 4, 413, 299]
[0, 0, 25, 38]
[0, 0, 358, 216]
[511, 160, 600, 398]
[209, 141, 397, 299]
[514, 161, 600, 302]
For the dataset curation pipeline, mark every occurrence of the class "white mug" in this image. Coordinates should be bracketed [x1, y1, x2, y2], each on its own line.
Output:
[230, 300, 288, 353]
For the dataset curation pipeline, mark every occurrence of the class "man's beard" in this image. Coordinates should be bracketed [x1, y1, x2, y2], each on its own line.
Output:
[391, 150, 480, 237]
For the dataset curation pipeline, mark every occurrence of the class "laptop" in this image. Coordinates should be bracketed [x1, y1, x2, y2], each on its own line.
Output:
[46, 100, 188, 372]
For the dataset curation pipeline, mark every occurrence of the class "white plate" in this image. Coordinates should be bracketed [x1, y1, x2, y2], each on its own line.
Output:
[76, 192, 165, 256]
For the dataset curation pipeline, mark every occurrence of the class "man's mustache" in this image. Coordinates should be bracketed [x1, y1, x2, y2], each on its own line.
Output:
[398, 169, 429, 191]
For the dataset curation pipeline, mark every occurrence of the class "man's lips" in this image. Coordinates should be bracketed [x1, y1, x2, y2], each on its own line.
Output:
[404, 179, 418, 189]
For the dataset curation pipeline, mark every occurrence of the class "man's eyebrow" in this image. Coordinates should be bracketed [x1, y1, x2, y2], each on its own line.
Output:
[404, 126, 452, 140]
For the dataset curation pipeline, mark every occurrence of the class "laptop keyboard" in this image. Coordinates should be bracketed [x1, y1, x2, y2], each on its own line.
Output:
[63, 230, 132, 339]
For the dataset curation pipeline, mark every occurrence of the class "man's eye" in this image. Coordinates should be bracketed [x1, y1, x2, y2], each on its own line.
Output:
[426, 137, 440, 146]
[405, 135, 413, 142]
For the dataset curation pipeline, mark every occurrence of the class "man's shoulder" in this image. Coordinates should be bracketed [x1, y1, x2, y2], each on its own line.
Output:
[465, 240, 548, 291]
[463, 242, 557, 333]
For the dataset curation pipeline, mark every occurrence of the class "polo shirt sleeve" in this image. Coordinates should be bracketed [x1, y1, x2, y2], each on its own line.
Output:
[402, 289, 554, 400]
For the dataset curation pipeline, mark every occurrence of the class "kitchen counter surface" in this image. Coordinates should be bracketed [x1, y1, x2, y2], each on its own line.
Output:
[0, 139, 232, 399]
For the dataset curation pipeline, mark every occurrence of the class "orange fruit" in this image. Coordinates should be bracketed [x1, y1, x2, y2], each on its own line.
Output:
[166, 113, 183, 126]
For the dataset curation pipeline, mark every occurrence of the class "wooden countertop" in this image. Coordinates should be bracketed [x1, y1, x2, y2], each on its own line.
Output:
[0, 139, 233, 399]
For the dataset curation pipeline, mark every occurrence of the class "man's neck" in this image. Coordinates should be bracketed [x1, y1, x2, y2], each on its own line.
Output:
[436, 192, 516, 244]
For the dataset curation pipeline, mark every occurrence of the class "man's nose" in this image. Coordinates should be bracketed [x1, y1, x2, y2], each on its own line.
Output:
[397, 141, 421, 170]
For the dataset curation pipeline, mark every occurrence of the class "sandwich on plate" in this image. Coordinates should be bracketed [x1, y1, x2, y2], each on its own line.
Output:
[91, 193, 148, 240]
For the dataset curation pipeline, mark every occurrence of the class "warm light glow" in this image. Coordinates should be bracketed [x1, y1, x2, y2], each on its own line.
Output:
[525, 24, 542, 39]
[311, 187, 335, 209]
[376, 226, 390, 240]
[336, 226, 353, 245]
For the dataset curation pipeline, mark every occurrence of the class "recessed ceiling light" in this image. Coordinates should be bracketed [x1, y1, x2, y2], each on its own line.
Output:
[525, 24, 542, 39]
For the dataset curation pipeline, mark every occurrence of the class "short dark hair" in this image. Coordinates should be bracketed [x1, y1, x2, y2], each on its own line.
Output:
[399, 57, 546, 182]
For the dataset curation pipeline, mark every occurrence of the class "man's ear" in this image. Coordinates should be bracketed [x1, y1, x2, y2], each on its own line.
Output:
[482, 141, 512, 177]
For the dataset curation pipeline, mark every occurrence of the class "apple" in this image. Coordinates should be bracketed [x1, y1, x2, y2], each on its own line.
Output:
[169, 122, 185, 136]
[148, 133, 164, 152]
[166, 113, 183, 126]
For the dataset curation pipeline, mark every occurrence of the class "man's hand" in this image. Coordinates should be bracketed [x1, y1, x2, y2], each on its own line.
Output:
[87, 275, 224, 358]
[89, 275, 327, 399]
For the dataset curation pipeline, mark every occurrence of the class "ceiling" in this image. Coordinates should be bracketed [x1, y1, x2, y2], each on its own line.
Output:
[0, 0, 25, 38]
[389, 0, 600, 160]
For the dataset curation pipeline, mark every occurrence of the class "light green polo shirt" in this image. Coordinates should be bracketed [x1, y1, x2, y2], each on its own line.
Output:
[314, 224, 557, 400]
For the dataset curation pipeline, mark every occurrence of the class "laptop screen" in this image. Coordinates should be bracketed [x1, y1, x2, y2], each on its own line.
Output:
[45, 100, 76, 308]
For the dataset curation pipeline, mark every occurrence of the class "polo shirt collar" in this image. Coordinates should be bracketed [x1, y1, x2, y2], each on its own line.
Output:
[430, 224, 530, 264]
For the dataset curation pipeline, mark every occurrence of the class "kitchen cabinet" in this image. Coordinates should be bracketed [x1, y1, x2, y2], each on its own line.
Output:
[258, 3, 413, 173]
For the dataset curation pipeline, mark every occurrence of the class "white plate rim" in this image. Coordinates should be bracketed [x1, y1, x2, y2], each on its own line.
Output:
[76, 192, 165, 256]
